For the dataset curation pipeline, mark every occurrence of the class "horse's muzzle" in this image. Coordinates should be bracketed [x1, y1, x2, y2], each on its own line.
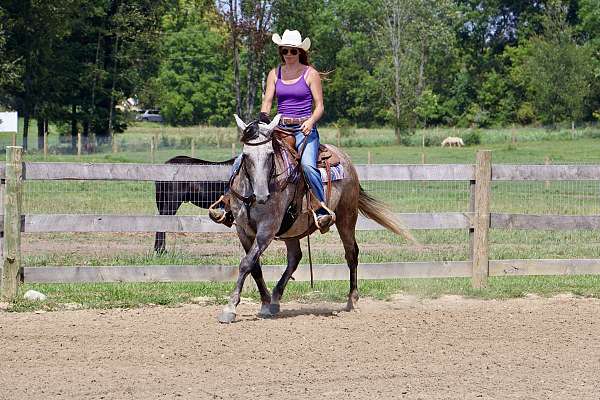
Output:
[256, 194, 270, 204]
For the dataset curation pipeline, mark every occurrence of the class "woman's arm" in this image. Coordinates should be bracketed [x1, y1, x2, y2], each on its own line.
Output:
[260, 68, 277, 114]
[301, 67, 324, 135]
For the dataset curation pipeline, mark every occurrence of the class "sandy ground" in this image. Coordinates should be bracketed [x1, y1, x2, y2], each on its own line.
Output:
[1, 295, 599, 400]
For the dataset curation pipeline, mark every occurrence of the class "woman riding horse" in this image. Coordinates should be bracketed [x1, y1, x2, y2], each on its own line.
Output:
[210, 29, 334, 231]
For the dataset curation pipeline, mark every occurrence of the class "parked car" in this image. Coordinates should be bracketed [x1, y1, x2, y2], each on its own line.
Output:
[136, 109, 163, 123]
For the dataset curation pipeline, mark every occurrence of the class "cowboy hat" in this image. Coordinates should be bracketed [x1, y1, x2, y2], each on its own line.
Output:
[272, 29, 311, 51]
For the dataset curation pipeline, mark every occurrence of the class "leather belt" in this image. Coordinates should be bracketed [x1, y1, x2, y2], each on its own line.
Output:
[281, 116, 310, 125]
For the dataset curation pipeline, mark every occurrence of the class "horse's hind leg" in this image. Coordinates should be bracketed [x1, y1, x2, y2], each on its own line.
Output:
[336, 209, 360, 311]
[270, 239, 302, 314]
[154, 181, 183, 254]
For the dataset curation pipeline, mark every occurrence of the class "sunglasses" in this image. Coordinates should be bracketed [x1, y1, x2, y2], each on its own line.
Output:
[280, 48, 298, 56]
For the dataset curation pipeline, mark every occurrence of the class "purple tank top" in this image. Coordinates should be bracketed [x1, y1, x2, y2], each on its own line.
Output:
[275, 66, 313, 118]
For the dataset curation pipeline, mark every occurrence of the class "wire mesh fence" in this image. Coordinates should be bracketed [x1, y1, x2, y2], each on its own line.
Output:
[18, 173, 600, 268]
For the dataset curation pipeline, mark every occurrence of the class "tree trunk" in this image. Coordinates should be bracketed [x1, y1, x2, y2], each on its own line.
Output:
[108, 35, 119, 147]
[71, 105, 78, 153]
[412, 38, 428, 131]
[23, 114, 29, 150]
[229, 0, 242, 117]
[395, 125, 401, 144]
[83, 120, 90, 151]
[37, 118, 44, 150]
[245, 58, 256, 120]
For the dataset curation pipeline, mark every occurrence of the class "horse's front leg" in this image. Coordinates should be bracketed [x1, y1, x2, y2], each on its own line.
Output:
[218, 229, 275, 323]
[237, 231, 272, 317]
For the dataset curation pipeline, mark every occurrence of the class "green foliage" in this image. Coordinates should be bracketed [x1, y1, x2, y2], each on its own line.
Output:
[510, 4, 595, 125]
[461, 103, 490, 128]
[157, 21, 234, 126]
[414, 89, 441, 127]
[334, 118, 356, 137]
[462, 130, 481, 146]
[1, 0, 599, 136]
[516, 102, 536, 125]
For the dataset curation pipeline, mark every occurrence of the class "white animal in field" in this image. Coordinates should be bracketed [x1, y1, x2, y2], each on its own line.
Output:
[441, 136, 464, 147]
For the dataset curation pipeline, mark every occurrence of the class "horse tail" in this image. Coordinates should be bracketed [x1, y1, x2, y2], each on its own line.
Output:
[358, 186, 418, 244]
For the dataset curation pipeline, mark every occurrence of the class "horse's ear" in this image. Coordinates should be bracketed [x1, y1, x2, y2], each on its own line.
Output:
[267, 114, 282, 132]
[233, 114, 247, 132]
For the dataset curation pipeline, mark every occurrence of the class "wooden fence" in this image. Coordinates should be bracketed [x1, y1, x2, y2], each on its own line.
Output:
[2, 146, 600, 300]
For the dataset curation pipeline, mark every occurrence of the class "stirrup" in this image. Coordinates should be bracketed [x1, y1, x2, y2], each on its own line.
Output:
[312, 202, 336, 234]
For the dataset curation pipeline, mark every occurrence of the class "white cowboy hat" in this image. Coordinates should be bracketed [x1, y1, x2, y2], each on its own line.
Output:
[272, 29, 311, 51]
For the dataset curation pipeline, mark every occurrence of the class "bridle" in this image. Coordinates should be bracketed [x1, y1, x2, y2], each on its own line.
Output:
[228, 132, 277, 207]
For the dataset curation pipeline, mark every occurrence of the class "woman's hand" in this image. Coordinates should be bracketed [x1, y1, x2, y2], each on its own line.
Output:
[300, 118, 314, 135]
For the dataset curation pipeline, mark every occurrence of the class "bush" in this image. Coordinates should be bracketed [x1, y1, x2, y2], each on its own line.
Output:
[517, 102, 536, 125]
[462, 130, 481, 146]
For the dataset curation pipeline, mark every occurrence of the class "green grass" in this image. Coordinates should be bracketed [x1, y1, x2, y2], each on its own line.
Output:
[9, 274, 600, 312]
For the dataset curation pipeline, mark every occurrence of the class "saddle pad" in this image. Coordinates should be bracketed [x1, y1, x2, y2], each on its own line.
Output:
[319, 164, 345, 182]
[280, 149, 345, 183]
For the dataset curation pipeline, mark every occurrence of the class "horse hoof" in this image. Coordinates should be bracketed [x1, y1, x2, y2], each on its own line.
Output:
[217, 311, 236, 324]
[269, 303, 281, 315]
[258, 304, 273, 318]
[346, 301, 360, 312]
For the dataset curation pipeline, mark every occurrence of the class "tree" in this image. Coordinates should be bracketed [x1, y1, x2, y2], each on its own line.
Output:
[577, 0, 600, 119]
[511, 3, 594, 126]
[414, 89, 441, 128]
[218, 0, 273, 120]
[157, 20, 234, 125]
[377, 0, 455, 141]
[1, 0, 78, 150]
[0, 6, 20, 94]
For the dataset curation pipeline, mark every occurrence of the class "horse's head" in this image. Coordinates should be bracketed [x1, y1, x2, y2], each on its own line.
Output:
[234, 113, 282, 204]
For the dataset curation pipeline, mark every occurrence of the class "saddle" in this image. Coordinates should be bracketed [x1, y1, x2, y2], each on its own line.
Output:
[271, 129, 339, 237]
[273, 127, 340, 168]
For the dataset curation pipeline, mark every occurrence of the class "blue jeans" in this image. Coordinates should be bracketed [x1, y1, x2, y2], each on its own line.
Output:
[231, 124, 325, 204]
[288, 124, 325, 204]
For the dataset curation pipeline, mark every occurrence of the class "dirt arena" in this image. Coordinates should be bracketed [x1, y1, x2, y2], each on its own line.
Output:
[1, 294, 599, 399]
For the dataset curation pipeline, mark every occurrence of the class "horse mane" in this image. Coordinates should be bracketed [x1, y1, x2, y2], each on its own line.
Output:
[165, 155, 236, 166]
[240, 120, 260, 143]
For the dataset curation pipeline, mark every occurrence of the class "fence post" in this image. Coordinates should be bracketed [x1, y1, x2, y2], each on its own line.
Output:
[191, 138, 195, 158]
[471, 150, 491, 289]
[544, 156, 551, 189]
[1, 147, 23, 301]
[43, 129, 48, 159]
[150, 136, 156, 164]
[0, 166, 4, 294]
[231, 142, 236, 157]
[77, 131, 82, 159]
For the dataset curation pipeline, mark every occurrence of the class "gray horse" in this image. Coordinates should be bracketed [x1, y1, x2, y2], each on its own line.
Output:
[218, 114, 415, 323]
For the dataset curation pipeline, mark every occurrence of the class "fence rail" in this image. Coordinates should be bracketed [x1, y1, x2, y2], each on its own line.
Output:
[2, 162, 600, 181]
[2, 146, 600, 299]
[22, 259, 600, 283]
